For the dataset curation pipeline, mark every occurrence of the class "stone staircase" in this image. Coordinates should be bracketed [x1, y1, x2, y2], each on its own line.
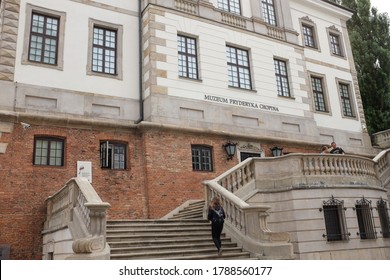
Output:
[107, 200, 255, 259]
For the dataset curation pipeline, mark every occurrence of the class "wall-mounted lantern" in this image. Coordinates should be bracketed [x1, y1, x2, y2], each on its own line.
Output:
[223, 141, 237, 160]
[270, 146, 283, 157]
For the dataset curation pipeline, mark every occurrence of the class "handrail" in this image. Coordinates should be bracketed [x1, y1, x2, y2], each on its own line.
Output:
[43, 177, 111, 259]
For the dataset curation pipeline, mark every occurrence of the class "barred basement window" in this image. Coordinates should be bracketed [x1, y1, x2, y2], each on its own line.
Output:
[355, 197, 376, 239]
[34, 137, 64, 166]
[321, 196, 349, 241]
[100, 141, 127, 170]
[192, 145, 213, 171]
[377, 198, 390, 238]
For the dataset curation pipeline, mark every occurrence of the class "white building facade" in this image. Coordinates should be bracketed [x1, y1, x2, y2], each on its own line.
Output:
[1, 0, 389, 260]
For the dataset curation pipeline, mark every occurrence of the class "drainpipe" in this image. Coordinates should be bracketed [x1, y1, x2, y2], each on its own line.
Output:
[135, 0, 144, 124]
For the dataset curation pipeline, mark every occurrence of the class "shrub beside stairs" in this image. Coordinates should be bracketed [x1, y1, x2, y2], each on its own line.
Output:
[107, 200, 256, 259]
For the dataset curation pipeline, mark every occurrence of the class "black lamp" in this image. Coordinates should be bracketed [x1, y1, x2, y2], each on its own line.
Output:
[270, 146, 283, 157]
[223, 141, 237, 160]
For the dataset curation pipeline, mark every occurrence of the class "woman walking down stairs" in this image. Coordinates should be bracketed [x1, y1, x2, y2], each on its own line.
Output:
[106, 200, 256, 260]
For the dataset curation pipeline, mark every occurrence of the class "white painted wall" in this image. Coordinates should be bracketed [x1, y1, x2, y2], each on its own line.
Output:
[152, 7, 363, 134]
[15, 0, 139, 99]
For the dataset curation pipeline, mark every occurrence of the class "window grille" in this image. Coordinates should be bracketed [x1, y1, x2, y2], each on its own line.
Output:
[354, 197, 376, 239]
[377, 198, 390, 238]
[321, 195, 349, 241]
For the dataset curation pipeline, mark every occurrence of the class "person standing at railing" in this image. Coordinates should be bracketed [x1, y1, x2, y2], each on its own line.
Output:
[320, 145, 330, 154]
[329, 141, 345, 154]
[208, 197, 226, 256]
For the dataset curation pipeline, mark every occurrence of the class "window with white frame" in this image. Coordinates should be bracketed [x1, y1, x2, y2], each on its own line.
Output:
[100, 141, 127, 170]
[226, 45, 252, 90]
[261, 0, 277, 26]
[218, 0, 241, 14]
[274, 58, 290, 97]
[177, 35, 198, 79]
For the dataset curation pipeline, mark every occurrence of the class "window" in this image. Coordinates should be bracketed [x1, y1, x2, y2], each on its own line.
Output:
[262, 0, 277, 26]
[92, 26, 117, 74]
[177, 35, 198, 79]
[192, 145, 213, 171]
[28, 13, 59, 65]
[100, 141, 127, 170]
[329, 33, 342, 56]
[218, 0, 241, 14]
[226, 46, 251, 90]
[377, 198, 390, 238]
[240, 152, 261, 161]
[311, 76, 327, 112]
[302, 24, 316, 48]
[87, 19, 123, 79]
[34, 137, 64, 166]
[321, 196, 349, 241]
[22, 4, 66, 70]
[338, 83, 354, 117]
[355, 197, 376, 239]
[274, 59, 290, 97]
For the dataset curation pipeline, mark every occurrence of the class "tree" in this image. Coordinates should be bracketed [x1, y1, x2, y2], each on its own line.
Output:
[340, 0, 390, 134]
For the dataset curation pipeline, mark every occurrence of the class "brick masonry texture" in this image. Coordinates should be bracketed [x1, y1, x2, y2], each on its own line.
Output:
[0, 122, 319, 259]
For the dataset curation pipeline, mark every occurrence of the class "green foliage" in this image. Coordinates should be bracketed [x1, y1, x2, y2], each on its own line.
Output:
[341, 0, 390, 134]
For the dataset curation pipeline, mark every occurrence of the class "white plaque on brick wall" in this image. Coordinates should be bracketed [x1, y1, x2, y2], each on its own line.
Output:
[77, 161, 92, 183]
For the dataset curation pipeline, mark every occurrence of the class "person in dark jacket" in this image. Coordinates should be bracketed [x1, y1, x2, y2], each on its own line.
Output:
[329, 141, 345, 154]
[207, 196, 226, 255]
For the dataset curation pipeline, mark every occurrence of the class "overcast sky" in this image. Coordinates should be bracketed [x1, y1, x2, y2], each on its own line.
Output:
[370, 0, 390, 14]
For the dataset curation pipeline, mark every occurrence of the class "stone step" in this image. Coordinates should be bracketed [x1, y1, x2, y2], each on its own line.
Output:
[108, 237, 234, 249]
[107, 199, 255, 260]
[110, 247, 249, 260]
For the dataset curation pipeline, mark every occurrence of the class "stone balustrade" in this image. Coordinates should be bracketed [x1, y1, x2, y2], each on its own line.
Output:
[203, 152, 390, 259]
[42, 177, 111, 260]
[373, 129, 390, 149]
[204, 173, 293, 259]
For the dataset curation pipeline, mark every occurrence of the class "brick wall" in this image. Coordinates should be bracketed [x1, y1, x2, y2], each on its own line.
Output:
[0, 122, 320, 259]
